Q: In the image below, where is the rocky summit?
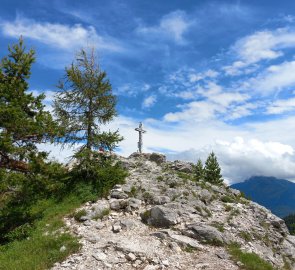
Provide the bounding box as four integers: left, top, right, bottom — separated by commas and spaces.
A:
52, 153, 295, 270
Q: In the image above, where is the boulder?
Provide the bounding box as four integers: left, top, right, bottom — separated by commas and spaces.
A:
152, 196, 171, 205
127, 198, 142, 210
184, 223, 225, 245
120, 219, 135, 230
110, 199, 128, 210
149, 153, 166, 164
170, 234, 203, 250
199, 189, 212, 204
141, 206, 180, 228
110, 190, 129, 199
171, 161, 193, 173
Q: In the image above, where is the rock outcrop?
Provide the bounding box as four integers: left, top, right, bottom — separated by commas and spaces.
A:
52, 153, 295, 270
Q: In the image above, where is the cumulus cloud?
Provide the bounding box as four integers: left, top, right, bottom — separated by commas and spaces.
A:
142, 95, 157, 109
167, 137, 295, 184
1, 17, 122, 52
136, 10, 192, 44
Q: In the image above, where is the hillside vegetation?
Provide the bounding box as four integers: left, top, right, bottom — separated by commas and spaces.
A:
0, 38, 127, 269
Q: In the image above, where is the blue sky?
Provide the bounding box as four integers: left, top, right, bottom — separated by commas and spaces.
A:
2, 0, 295, 183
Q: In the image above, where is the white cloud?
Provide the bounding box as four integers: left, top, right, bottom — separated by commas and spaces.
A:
164, 101, 221, 122
189, 69, 219, 82
136, 10, 192, 44
30, 89, 57, 112
243, 60, 295, 94
224, 28, 295, 75
164, 82, 250, 122
1, 17, 122, 52
167, 137, 295, 184
142, 95, 157, 109
257, 61, 295, 92
266, 97, 295, 114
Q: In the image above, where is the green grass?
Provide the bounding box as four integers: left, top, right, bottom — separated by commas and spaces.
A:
129, 185, 139, 197
221, 195, 235, 203
228, 242, 275, 270
72, 209, 87, 222
92, 208, 110, 220
211, 221, 225, 232
177, 172, 193, 183
238, 231, 252, 242
0, 195, 83, 270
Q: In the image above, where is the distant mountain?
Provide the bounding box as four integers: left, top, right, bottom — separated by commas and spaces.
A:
231, 176, 295, 218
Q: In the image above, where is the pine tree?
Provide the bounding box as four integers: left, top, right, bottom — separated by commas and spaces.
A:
204, 152, 223, 185
195, 158, 204, 181
0, 38, 56, 171
53, 49, 122, 160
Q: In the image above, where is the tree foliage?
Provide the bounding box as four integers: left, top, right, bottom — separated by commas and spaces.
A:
284, 213, 295, 235
195, 158, 204, 181
204, 152, 223, 185
0, 37, 56, 172
53, 49, 122, 155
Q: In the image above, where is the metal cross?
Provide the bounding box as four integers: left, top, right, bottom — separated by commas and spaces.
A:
135, 122, 146, 153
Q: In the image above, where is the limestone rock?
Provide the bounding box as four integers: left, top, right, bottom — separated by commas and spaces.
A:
141, 206, 180, 228
51, 152, 295, 270
110, 190, 129, 199
149, 153, 166, 164
170, 234, 203, 250
184, 223, 226, 245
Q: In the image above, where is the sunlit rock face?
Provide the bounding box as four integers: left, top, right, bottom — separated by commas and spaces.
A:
52, 153, 295, 270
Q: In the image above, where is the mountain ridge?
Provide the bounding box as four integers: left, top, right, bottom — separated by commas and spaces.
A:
231, 176, 295, 218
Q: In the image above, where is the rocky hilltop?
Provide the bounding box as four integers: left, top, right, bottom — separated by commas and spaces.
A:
52, 153, 295, 270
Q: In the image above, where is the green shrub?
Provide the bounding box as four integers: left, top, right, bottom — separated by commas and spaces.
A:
221, 195, 235, 203
224, 204, 233, 212
156, 176, 164, 181
72, 209, 87, 222
92, 208, 110, 220
228, 242, 275, 270
129, 185, 138, 197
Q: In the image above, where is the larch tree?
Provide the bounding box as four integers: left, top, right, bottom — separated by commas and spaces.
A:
53, 49, 122, 163
0, 38, 56, 172
204, 152, 223, 185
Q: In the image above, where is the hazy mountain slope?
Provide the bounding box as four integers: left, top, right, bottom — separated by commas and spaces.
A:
231, 176, 295, 218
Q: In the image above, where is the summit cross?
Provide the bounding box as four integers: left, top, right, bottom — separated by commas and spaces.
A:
135, 122, 146, 153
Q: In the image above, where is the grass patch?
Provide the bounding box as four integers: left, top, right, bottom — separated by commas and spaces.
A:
142, 191, 153, 203
0, 196, 83, 270
221, 195, 235, 203
224, 204, 233, 212
0, 160, 128, 270
203, 207, 212, 217
211, 221, 225, 232
177, 172, 193, 183
72, 209, 87, 222
227, 208, 241, 222
183, 245, 198, 253
228, 242, 275, 270
156, 176, 164, 182
129, 185, 139, 197
238, 231, 252, 242
92, 208, 110, 220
